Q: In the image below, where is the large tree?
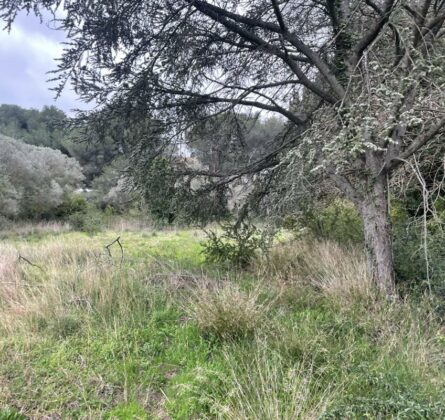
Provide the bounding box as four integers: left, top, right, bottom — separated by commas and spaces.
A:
2, 0, 444, 294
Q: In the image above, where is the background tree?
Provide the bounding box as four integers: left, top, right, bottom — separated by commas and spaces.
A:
0, 104, 126, 184
0, 134, 84, 218
2, 0, 445, 294
189, 112, 284, 174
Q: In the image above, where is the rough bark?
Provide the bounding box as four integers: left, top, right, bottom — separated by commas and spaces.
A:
358, 175, 396, 296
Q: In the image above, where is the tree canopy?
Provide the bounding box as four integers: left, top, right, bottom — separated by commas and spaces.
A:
2, 0, 444, 294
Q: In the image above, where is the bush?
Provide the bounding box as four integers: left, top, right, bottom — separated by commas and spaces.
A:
68, 207, 103, 234
187, 283, 268, 340
0, 215, 11, 231
53, 193, 88, 218
202, 221, 271, 268
393, 217, 445, 314
299, 199, 363, 244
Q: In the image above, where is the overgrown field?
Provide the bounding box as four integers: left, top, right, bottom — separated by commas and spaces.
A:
0, 225, 444, 419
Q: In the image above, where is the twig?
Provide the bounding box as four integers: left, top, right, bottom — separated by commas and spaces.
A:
104, 236, 124, 266
17, 253, 44, 272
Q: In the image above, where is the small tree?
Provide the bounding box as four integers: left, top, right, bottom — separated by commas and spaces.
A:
2, 0, 444, 295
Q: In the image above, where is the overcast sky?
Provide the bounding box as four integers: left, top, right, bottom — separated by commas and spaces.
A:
0, 12, 87, 113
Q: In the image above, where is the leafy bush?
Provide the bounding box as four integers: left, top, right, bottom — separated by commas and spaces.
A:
187, 284, 268, 340
139, 157, 177, 224
202, 221, 271, 268
53, 193, 88, 218
300, 199, 363, 244
393, 216, 445, 314
68, 207, 103, 234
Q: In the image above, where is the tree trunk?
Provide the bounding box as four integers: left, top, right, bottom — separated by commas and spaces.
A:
358, 175, 396, 296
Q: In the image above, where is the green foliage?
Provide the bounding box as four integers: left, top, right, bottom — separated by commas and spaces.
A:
188, 112, 284, 174
53, 193, 88, 218
0, 409, 26, 420
0, 104, 125, 185
299, 199, 363, 243
89, 157, 134, 213
0, 104, 66, 150
136, 157, 229, 225
202, 221, 271, 268
392, 209, 445, 310
0, 134, 84, 219
140, 157, 177, 224
68, 206, 103, 234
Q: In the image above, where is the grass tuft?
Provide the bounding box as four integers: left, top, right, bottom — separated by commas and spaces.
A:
187, 283, 270, 340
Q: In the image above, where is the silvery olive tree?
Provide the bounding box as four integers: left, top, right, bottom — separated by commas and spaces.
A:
2, 0, 444, 295
0, 134, 84, 218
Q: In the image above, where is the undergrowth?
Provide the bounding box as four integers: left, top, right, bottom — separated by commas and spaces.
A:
0, 229, 444, 419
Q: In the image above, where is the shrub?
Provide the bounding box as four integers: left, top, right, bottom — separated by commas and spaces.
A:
53, 193, 88, 218
0, 215, 11, 231
202, 221, 271, 268
68, 207, 103, 234
187, 283, 268, 340
300, 199, 363, 244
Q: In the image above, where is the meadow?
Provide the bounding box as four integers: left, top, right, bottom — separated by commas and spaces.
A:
0, 223, 444, 419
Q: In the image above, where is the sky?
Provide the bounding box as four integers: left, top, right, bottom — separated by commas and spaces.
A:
0, 12, 87, 113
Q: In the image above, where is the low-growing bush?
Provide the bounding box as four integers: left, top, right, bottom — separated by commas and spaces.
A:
202, 221, 271, 268
68, 207, 103, 234
187, 283, 268, 340
300, 199, 363, 244
53, 193, 88, 218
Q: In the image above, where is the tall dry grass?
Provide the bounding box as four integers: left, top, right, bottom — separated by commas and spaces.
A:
211, 344, 337, 419
261, 239, 375, 304
0, 238, 149, 333
187, 283, 272, 339
0, 220, 71, 238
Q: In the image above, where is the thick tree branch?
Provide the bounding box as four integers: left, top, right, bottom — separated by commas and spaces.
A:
350, 0, 396, 66
187, 0, 345, 100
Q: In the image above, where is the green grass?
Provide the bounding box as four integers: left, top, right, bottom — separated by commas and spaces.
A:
0, 228, 444, 419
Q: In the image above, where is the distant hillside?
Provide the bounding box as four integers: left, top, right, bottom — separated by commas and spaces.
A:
0, 104, 123, 183
0, 104, 67, 150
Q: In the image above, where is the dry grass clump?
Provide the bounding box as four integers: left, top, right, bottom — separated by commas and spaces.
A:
0, 238, 136, 332
359, 298, 444, 370
264, 240, 375, 304
212, 345, 336, 419
105, 215, 155, 232
187, 283, 270, 339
